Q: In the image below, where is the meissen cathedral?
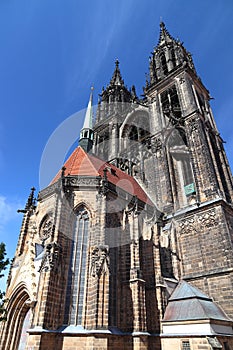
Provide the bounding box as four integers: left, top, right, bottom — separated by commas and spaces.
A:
1, 22, 233, 350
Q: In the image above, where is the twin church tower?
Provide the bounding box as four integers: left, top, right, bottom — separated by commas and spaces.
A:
1, 23, 233, 350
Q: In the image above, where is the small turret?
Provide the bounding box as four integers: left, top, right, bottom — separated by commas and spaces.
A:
101, 59, 132, 104
95, 60, 136, 123
79, 87, 94, 153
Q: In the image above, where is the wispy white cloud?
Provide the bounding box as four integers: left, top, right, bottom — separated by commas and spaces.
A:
0, 195, 23, 291
62, 1, 136, 101
0, 196, 17, 224
0, 195, 23, 236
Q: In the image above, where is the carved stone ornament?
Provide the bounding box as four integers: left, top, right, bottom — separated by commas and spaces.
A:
64, 177, 99, 187
179, 77, 185, 84
179, 217, 197, 235
38, 182, 58, 201
90, 245, 109, 278
197, 209, 217, 228
151, 137, 162, 154
39, 217, 53, 242
39, 242, 62, 273
187, 118, 199, 134
97, 175, 109, 198
179, 209, 217, 235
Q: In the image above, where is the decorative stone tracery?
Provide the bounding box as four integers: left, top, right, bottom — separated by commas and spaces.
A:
179, 209, 217, 235
39, 242, 62, 273
39, 215, 54, 242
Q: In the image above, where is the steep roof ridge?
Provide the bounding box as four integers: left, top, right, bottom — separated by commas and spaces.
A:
169, 280, 211, 301
68, 146, 99, 176
66, 147, 80, 174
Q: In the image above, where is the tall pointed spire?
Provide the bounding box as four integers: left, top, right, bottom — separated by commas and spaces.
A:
79, 87, 94, 153
83, 86, 93, 129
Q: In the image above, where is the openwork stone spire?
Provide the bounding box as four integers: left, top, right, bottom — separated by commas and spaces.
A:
109, 59, 125, 86
95, 60, 137, 123
101, 59, 132, 103
147, 22, 196, 88
158, 21, 175, 45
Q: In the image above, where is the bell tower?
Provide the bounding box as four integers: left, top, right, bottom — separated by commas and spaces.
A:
144, 22, 233, 319
144, 21, 233, 212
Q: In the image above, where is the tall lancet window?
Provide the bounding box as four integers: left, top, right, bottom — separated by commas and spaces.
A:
167, 129, 195, 206
69, 206, 89, 325
160, 52, 168, 76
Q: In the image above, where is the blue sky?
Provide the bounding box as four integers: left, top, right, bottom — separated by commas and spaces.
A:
0, 0, 233, 289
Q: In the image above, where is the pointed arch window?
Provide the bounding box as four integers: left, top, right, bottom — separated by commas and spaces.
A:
106, 212, 122, 326
129, 125, 139, 141
160, 52, 168, 76
171, 48, 176, 68
161, 85, 181, 121
168, 129, 195, 205
67, 206, 89, 325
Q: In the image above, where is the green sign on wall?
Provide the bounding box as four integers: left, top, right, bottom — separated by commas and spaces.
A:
184, 183, 195, 196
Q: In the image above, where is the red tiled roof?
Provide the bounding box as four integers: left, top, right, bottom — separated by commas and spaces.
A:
51, 146, 152, 205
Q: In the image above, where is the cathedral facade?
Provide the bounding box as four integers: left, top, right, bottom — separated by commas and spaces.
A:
1, 23, 233, 350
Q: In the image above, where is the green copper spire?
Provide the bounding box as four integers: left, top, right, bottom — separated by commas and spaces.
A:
79, 87, 94, 153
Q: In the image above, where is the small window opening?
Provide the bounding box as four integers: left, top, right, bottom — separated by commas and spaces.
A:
160, 52, 168, 75
182, 340, 191, 350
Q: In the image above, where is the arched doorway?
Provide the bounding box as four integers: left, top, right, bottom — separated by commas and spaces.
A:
18, 308, 32, 350
0, 284, 32, 350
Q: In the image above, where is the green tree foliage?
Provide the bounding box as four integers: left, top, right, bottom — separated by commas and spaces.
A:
0, 242, 10, 321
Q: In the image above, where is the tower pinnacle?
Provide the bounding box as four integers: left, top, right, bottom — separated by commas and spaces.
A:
158, 21, 174, 45
110, 59, 125, 86
147, 22, 196, 88
83, 86, 94, 129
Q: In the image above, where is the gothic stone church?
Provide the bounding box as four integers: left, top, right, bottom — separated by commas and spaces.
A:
1, 23, 233, 350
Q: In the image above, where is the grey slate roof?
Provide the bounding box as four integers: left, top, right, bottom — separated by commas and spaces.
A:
163, 281, 232, 322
